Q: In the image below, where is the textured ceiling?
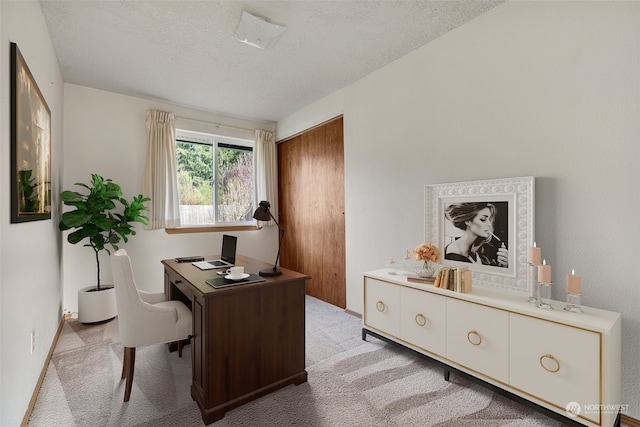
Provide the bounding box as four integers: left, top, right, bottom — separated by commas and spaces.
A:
39, 0, 506, 122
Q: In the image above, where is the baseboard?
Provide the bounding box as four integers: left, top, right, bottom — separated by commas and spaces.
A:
622, 414, 640, 427
20, 313, 68, 427
344, 308, 361, 319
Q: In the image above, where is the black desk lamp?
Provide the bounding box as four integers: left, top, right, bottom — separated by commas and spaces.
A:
252, 201, 284, 277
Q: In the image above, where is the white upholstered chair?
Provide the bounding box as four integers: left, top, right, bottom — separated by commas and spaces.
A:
110, 249, 192, 402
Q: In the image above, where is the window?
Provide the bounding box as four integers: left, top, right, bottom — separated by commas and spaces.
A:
176, 129, 254, 226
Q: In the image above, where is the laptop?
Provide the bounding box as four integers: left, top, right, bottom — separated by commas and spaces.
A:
193, 234, 237, 270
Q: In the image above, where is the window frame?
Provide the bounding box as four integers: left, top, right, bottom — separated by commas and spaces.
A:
169, 129, 257, 233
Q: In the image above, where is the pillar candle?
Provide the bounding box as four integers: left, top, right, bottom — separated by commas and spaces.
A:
566, 269, 581, 294
528, 243, 541, 265
538, 260, 551, 283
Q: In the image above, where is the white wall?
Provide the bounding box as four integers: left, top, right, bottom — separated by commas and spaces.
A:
62, 85, 279, 314
0, 1, 65, 425
279, 0, 640, 419
2, 0, 638, 423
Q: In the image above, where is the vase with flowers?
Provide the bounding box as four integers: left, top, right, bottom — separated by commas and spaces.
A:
413, 243, 441, 278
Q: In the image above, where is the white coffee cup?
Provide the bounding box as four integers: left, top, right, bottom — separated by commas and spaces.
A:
226, 266, 244, 279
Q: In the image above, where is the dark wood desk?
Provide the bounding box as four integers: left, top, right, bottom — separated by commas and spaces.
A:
162, 255, 310, 425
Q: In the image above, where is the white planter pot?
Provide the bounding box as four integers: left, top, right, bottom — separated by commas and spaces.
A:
78, 285, 117, 323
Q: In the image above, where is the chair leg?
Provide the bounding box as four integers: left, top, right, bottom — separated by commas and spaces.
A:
122, 347, 136, 402
121, 347, 129, 379
121, 349, 126, 379
178, 340, 183, 358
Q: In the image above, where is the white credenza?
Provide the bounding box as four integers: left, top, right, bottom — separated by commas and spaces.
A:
362, 269, 621, 427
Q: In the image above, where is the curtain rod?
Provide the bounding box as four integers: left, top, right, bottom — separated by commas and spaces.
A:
175, 116, 257, 134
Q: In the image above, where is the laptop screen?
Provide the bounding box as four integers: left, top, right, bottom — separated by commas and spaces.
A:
221, 234, 237, 263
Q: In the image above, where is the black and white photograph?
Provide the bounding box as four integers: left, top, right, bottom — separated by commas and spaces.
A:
443, 200, 509, 268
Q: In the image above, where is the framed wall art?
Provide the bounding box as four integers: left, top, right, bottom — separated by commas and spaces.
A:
424, 176, 534, 291
10, 42, 51, 223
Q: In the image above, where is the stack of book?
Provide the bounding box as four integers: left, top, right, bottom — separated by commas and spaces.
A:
433, 267, 472, 293
406, 274, 436, 285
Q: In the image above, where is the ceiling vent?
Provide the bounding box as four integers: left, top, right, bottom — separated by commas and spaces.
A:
232, 10, 287, 50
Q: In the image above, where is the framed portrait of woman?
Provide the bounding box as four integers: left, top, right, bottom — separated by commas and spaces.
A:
424, 177, 534, 292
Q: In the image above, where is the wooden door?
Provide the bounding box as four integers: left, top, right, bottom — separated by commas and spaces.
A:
277, 116, 346, 308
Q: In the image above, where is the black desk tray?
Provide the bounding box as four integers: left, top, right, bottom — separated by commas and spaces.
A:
206, 273, 266, 289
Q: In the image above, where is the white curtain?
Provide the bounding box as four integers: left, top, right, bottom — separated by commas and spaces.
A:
253, 129, 278, 228
143, 110, 181, 229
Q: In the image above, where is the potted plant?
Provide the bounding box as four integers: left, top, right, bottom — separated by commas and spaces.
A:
59, 173, 150, 323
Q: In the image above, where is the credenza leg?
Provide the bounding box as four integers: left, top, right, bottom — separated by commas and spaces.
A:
361, 328, 367, 341
444, 370, 450, 382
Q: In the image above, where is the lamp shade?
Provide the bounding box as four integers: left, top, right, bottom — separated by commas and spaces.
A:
252, 200, 272, 222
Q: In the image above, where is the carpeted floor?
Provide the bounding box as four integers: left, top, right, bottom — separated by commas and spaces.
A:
28, 295, 564, 426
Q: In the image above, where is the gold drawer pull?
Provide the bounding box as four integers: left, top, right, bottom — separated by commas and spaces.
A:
415, 314, 427, 327
376, 301, 386, 312
539, 354, 560, 373
467, 330, 482, 346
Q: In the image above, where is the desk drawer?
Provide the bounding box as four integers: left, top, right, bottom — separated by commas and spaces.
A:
174, 279, 193, 301
164, 268, 193, 304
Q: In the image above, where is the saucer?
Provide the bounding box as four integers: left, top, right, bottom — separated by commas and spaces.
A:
226, 273, 250, 281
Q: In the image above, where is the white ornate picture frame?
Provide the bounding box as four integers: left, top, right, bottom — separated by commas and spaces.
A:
424, 176, 535, 292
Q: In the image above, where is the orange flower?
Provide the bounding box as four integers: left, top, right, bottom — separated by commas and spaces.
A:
412, 243, 441, 263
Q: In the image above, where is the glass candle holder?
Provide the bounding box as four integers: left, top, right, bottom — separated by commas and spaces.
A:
528, 263, 540, 304
386, 254, 398, 274
400, 250, 413, 276
536, 282, 553, 310
564, 293, 583, 313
